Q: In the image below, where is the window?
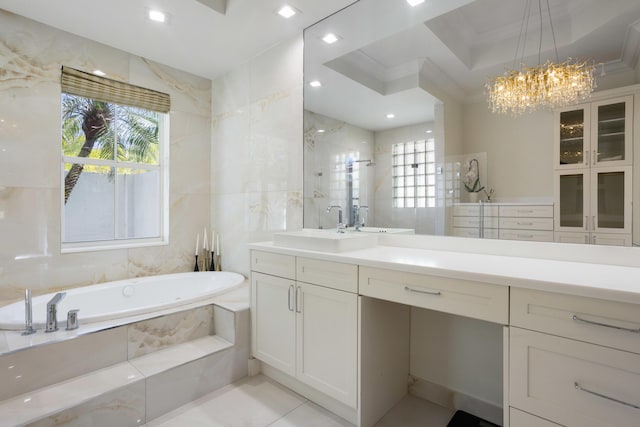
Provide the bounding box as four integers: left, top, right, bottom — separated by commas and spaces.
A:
392, 139, 436, 208
60, 67, 170, 251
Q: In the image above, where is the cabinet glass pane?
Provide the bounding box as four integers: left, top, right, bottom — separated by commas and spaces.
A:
559, 110, 584, 165
597, 102, 625, 162
596, 171, 625, 229
559, 174, 584, 227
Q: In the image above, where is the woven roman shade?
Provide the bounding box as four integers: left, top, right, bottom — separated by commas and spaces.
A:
61, 66, 171, 113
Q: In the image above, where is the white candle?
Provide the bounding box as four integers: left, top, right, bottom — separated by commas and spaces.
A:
216, 235, 220, 255
203, 227, 208, 250
211, 229, 215, 253
195, 234, 199, 255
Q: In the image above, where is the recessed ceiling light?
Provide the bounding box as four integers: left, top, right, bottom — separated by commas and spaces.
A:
93, 70, 106, 77
426, 129, 433, 134
309, 80, 322, 88
317, 129, 325, 133
277, 5, 297, 18
148, 9, 166, 23
406, 0, 425, 6
386, 113, 395, 119
322, 33, 339, 44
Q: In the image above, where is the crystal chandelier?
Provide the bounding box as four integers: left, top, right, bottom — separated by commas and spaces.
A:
486, 0, 598, 115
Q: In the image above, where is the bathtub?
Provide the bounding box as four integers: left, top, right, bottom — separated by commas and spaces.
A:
0, 271, 245, 330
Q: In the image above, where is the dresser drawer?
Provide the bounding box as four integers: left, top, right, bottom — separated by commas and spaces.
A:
510, 328, 640, 427
452, 216, 499, 228
359, 267, 508, 324
297, 257, 357, 293
499, 217, 553, 231
451, 228, 499, 239
452, 204, 499, 217
510, 408, 561, 427
500, 205, 553, 217
251, 250, 295, 279
511, 288, 640, 354
499, 230, 554, 242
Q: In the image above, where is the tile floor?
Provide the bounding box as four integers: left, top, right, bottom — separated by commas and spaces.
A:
146, 374, 456, 427
145, 374, 354, 427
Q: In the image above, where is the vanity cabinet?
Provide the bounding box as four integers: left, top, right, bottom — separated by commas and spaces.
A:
250, 251, 358, 408
509, 288, 640, 426
554, 96, 633, 170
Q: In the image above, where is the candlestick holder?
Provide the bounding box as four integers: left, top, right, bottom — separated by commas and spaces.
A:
210, 251, 216, 271
193, 254, 199, 272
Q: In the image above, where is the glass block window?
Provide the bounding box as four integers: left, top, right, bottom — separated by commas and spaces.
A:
392, 139, 435, 208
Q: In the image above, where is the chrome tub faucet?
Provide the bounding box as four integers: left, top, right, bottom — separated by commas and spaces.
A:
45, 292, 66, 333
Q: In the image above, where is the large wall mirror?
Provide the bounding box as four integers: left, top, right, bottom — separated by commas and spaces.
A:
303, 0, 640, 246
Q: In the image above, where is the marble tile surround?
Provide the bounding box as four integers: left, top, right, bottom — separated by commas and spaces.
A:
211, 36, 304, 277
0, 10, 212, 305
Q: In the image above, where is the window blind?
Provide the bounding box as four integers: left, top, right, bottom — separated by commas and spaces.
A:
61, 66, 170, 113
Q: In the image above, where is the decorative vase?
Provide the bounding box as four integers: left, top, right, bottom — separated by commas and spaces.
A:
468, 192, 480, 203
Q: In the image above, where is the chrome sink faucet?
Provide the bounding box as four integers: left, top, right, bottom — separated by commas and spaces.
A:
21, 289, 36, 336
45, 292, 66, 333
326, 205, 346, 233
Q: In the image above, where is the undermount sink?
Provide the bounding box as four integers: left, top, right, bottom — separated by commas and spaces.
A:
273, 229, 378, 252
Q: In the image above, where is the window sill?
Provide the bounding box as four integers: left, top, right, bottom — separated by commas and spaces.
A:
61, 237, 169, 254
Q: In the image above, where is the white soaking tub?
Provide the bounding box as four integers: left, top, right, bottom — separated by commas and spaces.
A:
0, 271, 245, 330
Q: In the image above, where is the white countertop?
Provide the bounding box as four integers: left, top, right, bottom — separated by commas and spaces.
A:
250, 235, 640, 305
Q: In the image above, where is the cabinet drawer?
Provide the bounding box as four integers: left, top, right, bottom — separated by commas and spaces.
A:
251, 250, 295, 279
510, 408, 561, 427
359, 267, 508, 324
297, 257, 357, 293
499, 230, 554, 242
499, 217, 553, 231
452, 204, 498, 217
500, 205, 553, 217
510, 328, 640, 427
451, 227, 499, 239
452, 216, 499, 228
511, 288, 640, 354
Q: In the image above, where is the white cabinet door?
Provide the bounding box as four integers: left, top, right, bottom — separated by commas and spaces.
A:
251, 272, 296, 376
296, 282, 358, 408
590, 95, 633, 167
554, 169, 590, 232
590, 166, 632, 234
554, 103, 590, 170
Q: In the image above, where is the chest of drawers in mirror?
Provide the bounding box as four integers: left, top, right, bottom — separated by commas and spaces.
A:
509, 288, 640, 427
451, 203, 553, 242
250, 250, 358, 408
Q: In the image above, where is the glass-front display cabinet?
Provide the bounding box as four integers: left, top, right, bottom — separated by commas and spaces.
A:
554, 166, 632, 246
555, 96, 632, 170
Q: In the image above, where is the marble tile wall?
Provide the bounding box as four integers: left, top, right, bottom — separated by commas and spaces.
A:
211, 36, 304, 277
0, 10, 212, 305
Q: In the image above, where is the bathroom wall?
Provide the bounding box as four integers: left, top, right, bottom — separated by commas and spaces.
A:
0, 10, 212, 305
211, 37, 303, 276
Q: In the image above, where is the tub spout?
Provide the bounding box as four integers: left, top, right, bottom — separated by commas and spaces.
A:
45, 292, 66, 333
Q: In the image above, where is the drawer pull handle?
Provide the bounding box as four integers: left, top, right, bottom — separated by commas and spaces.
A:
516, 222, 534, 226
572, 314, 640, 334
517, 210, 534, 214
574, 382, 640, 410
404, 286, 441, 296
